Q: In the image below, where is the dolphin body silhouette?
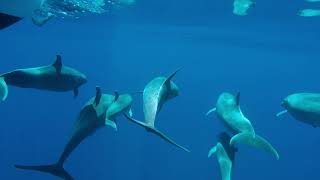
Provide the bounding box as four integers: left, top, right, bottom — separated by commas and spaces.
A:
125, 69, 190, 152
207, 92, 279, 160
14, 87, 133, 180
277, 93, 320, 127
208, 132, 237, 180
0, 55, 87, 101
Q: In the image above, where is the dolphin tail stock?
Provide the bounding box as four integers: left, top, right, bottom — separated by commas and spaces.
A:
14, 163, 74, 180
0, 76, 8, 101
276, 110, 288, 117
124, 114, 191, 153
230, 132, 280, 160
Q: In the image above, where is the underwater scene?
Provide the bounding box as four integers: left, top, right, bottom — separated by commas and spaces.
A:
1, 0, 320, 180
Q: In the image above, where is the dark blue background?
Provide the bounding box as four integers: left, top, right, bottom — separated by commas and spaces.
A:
1, 0, 320, 179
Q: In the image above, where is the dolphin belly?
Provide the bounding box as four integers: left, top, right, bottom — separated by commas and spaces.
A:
288, 110, 320, 127
2, 70, 78, 92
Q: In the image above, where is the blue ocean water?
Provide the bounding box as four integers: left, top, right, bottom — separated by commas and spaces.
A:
1, 0, 320, 180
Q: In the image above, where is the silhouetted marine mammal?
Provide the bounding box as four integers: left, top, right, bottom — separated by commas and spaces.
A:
14, 87, 133, 180
208, 132, 237, 180
0, 55, 87, 101
125, 69, 190, 152
277, 93, 320, 127
207, 92, 279, 160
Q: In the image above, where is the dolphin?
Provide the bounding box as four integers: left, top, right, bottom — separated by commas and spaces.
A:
0, 55, 87, 101
207, 92, 279, 160
125, 69, 190, 152
277, 93, 320, 128
298, 9, 320, 17
233, 0, 256, 16
14, 87, 133, 180
208, 132, 237, 180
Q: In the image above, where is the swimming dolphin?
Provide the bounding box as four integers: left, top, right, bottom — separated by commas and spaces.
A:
0, 55, 87, 101
233, 0, 256, 16
14, 87, 133, 180
208, 132, 237, 180
207, 92, 279, 160
125, 69, 190, 152
277, 93, 320, 127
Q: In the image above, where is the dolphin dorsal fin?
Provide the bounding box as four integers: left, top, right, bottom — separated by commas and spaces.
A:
53, 55, 62, 74
236, 92, 241, 106
164, 68, 181, 86
113, 91, 119, 102
95, 86, 102, 106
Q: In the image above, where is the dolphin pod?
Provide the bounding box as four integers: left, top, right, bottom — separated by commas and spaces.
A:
207, 92, 280, 160
0, 55, 87, 101
2, 55, 319, 180
14, 87, 133, 180
277, 93, 320, 127
125, 69, 190, 152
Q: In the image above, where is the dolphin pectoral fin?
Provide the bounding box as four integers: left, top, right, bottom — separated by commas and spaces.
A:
0, 77, 8, 101
206, 107, 217, 116
14, 163, 74, 180
208, 145, 217, 158
124, 114, 150, 129
53, 55, 62, 74
105, 119, 118, 131
151, 128, 191, 153
230, 132, 279, 160
276, 110, 288, 117
73, 88, 79, 98
124, 114, 190, 152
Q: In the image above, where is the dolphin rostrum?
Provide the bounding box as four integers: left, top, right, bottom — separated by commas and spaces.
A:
277, 93, 320, 128
125, 69, 190, 152
0, 55, 87, 101
14, 87, 133, 180
207, 92, 279, 160
208, 132, 237, 180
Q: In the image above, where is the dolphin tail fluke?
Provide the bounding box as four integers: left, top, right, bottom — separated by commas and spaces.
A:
0, 77, 8, 101
124, 114, 190, 153
230, 132, 279, 160
14, 163, 74, 180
